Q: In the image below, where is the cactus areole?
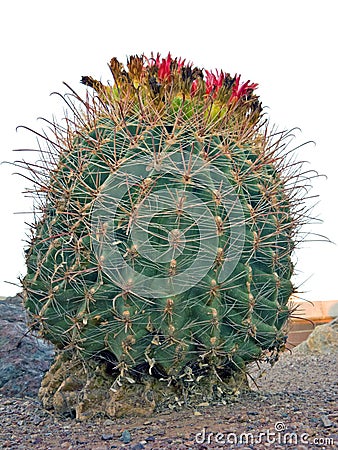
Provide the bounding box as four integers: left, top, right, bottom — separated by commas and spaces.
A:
22, 53, 306, 411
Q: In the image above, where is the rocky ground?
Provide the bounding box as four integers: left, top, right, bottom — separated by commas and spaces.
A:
0, 296, 337, 449
0, 296, 54, 398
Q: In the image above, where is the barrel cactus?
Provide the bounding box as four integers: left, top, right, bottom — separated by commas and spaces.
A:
22, 53, 307, 416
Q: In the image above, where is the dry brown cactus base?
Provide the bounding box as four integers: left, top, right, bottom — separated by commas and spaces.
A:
39, 353, 249, 421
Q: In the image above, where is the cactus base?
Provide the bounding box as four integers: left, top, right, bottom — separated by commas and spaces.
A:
39, 352, 249, 420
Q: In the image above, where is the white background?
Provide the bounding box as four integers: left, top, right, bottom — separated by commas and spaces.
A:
0, 0, 337, 301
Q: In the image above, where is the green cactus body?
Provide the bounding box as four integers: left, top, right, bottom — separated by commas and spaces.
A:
23, 54, 299, 390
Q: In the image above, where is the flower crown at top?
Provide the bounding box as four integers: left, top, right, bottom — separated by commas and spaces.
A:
81, 53, 262, 125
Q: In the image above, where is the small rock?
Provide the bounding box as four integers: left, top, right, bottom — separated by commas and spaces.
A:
120, 430, 131, 444
320, 414, 333, 427
294, 318, 338, 354
145, 435, 155, 442
32, 415, 41, 425
103, 419, 114, 426
131, 443, 145, 450
101, 434, 114, 441
194, 411, 202, 416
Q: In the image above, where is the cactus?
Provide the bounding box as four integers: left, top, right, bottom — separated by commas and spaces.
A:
21, 53, 310, 412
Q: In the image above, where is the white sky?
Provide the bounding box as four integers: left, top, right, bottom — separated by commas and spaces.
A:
0, 0, 337, 301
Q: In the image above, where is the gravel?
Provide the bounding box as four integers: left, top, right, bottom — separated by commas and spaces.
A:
1, 351, 337, 449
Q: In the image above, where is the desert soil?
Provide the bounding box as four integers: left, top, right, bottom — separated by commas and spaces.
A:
1, 350, 337, 450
